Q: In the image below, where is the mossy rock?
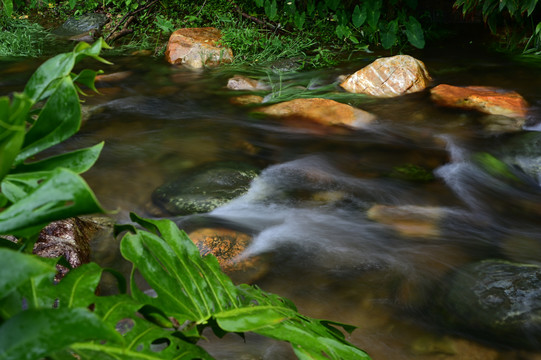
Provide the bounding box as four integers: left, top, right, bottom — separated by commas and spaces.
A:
437, 259, 541, 349
52, 13, 108, 37
152, 161, 259, 215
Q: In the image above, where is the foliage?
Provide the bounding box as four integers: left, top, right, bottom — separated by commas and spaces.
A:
454, 0, 541, 54
0, 214, 372, 359
246, 0, 426, 49
0, 39, 109, 244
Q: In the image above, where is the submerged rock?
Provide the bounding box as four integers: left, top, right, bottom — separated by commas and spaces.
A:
165, 27, 233, 68
187, 227, 267, 283
152, 161, 259, 215
430, 85, 528, 120
255, 98, 376, 129
227, 75, 269, 91
367, 204, 444, 238
52, 13, 108, 40
437, 259, 541, 349
229, 94, 264, 105
339, 55, 432, 97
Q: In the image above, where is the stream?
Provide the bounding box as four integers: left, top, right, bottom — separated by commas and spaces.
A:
3, 43, 541, 359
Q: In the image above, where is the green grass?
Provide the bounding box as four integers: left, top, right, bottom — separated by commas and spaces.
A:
0, 16, 54, 57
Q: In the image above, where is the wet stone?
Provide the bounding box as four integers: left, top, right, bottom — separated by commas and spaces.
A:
437, 259, 541, 349
52, 13, 109, 38
152, 161, 260, 215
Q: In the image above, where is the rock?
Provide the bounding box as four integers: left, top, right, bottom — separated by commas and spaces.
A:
438, 259, 541, 349
52, 13, 108, 40
33, 216, 112, 281
152, 161, 259, 215
430, 84, 528, 120
165, 27, 233, 68
227, 75, 269, 91
229, 95, 264, 105
187, 227, 267, 283
255, 98, 376, 129
367, 204, 443, 238
339, 55, 432, 97
95, 71, 132, 83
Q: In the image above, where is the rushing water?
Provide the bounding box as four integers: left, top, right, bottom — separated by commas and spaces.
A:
3, 45, 541, 359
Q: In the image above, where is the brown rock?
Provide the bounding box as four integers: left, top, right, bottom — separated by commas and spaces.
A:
95, 71, 132, 83
165, 27, 233, 68
187, 227, 267, 283
227, 75, 269, 91
229, 95, 264, 105
367, 204, 443, 238
255, 98, 376, 129
340, 55, 432, 97
430, 84, 528, 119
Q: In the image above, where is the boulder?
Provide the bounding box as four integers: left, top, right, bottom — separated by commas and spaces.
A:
152, 161, 259, 215
187, 227, 267, 283
339, 55, 432, 97
52, 13, 109, 40
430, 85, 528, 119
255, 98, 376, 129
438, 259, 541, 349
227, 75, 269, 91
165, 27, 233, 68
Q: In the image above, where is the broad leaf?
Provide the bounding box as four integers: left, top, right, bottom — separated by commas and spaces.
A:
12, 142, 104, 175
55, 262, 103, 309
0, 308, 122, 360
366, 0, 381, 30
405, 16, 425, 49
0, 168, 104, 237
122, 215, 372, 360
352, 5, 367, 28
381, 20, 398, 49
17, 76, 81, 164
0, 248, 55, 300
23, 53, 75, 103
0, 94, 31, 182
1, 0, 13, 17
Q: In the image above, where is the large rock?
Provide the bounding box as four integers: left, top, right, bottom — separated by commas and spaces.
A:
52, 13, 109, 40
187, 227, 267, 283
152, 161, 259, 215
339, 55, 432, 97
430, 85, 528, 119
255, 98, 376, 129
437, 259, 541, 349
165, 27, 233, 68
367, 204, 444, 238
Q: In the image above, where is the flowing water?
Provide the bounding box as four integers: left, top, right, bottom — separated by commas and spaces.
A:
3, 45, 541, 359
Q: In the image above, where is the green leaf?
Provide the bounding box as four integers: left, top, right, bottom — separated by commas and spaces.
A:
121, 215, 372, 360
381, 20, 398, 49
23, 53, 75, 103
12, 142, 104, 175
17, 76, 81, 164
352, 5, 367, 28
366, 0, 381, 29
264, 0, 277, 21
55, 262, 103, 309
120, 214, 241, 324
0, 308, 122, 360
0, 249, 55, 300
0, 168, 104, 237
325, 0, 340, 11
405, 16, 425, 48
294, 11, 306, 29
1, 0, 13, 18
72, 69, 103, 95
526, 0, 538, 16
0, 94, 30, 182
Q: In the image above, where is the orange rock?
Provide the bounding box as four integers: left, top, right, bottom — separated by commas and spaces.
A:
430, 84, 528, 118
340, 55, 432, 97
165, 27, 233, 68
255, 98, 376, 129
229, 95, 264, 105
187, 228, 267, 283
367, 204, 443, 238
95, 71, 132, 83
